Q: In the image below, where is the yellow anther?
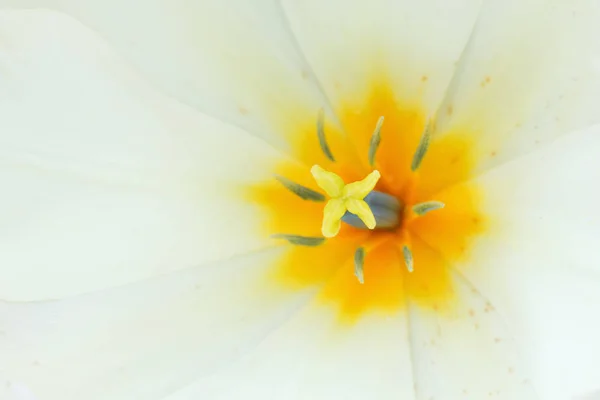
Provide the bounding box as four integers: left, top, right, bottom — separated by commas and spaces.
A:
310, 165, 381, 238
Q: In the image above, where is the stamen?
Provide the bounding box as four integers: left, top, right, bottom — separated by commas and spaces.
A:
412, 200, 445, 216
275, 175, 325, 202
402, 245, 414, 272
317, 109, 335, 162
411, 120, 432, 171
271, 234, 325, 246
354, 247, 365, 284
368, 116, 385, 166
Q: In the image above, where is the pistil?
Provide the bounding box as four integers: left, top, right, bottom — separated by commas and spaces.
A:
341, 190, 401, 230
311, 165, 381, 238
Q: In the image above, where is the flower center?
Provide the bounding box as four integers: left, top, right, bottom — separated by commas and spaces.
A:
248, 83, 487, 322
278, 115, 448, 283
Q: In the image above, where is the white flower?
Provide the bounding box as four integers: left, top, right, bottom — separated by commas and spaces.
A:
1, 1, 600, 400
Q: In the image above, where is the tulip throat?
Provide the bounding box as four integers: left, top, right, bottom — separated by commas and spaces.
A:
272, 112, 446, 280
248, 83, 488, 321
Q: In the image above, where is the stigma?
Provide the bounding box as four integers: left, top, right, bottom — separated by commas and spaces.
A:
310, 165, 382, 238
341, 190, 401, 230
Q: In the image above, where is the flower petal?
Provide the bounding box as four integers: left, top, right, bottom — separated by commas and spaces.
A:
154, 308, 415, 400
280, 0, 482, 113
0, 248, 317, 400
434, 0, 600, 173
407, 268, 537, 399
575, 390, 600, 400
0, 3, 332, 152
452, 123, 600, 399
0, 10, 287, 300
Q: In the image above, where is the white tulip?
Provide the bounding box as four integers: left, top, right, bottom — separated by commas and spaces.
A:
0, 1, 600, 400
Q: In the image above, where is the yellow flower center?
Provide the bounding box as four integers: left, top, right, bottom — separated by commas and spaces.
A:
248, 83, 487, 323
310, 165, 381, 238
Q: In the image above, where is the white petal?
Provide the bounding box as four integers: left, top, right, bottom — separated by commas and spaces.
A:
0, 248, 317, 400
407, 268, 536, 399
453, 123, 600, 399
471, 123, 600, 276
575, 389, 600, 400
157, 308, 414, 400
0, 10, 287, 300
0, 2, 331, 150
435, 0, 600, 172
454, 257, 600, 400
281, 0, 482, 113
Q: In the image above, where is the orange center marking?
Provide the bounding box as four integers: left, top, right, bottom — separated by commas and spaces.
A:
248, 83, 487, 323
